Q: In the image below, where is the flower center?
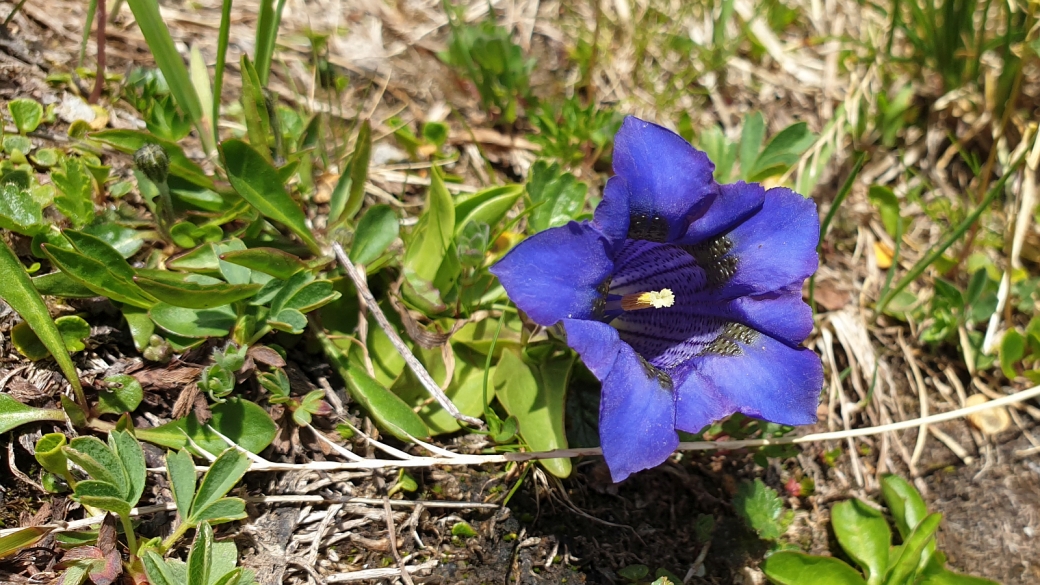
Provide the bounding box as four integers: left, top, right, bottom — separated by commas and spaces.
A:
620, 288, 675, 311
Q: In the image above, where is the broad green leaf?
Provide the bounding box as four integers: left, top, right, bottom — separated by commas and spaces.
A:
733, 479, 792, 540
190, 448, 251, 521
329, 119, 371, 225
187, 522, 214, 585
868, 186, 903, 238
8, 99, 44, 134
122, 0, 204, 132
42, 244, 155, 308
403, 167, 454, 282
454, 184, 523, 236
135, 277, 262, 309
83, 223, 146, 258
0, 527, 51, 560
281, 281, 339, 313
11, 315, 91, 360
51, 157, 95, 228
220, 139, 320, 254
167, 449, 198, 520
918, 568, 1000, 585
999, 328, 1026, 380
268, 308, 307, 334
349, 205, 399, 265
143, 551, 179, 585
31, 271, 97, 298
0, 183, 45, 235
109, 430, 147, 507
209, 541, 242, 585
0, 237, 83, 396
66, 436, 128, 495
318, 332, 429, 440
494, 350, 572, 477
136, 398, 277, 455
746, 122, 815, 182
832, 499, 891, 585
34, 433, 68, 476
92, 130, 213, 189
0, 394, 64, 434
97, 375, 144, 415
880, 474, 929, 539
189, 498, 247, 525
525, 162, 587, 233
149, 303, 237, 338
618, 565, 649, 581
73, 479, 132, 516
761, 552, 867, 585
219, 247, 305, 279
62, 230, 138, 281
738, 111, 766, 179
884, 513, 942, 585
418, 358, 493, 434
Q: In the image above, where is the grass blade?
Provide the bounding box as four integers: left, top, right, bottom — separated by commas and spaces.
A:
253, 0, 286, 86
809, 152, 865, 311
0, 239, 84, 404
876, 153, 1025, 315
213, 0, 233, 147
124, 0, 203, 133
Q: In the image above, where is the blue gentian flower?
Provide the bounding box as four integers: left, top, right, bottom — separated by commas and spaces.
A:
490, 116, 824, 482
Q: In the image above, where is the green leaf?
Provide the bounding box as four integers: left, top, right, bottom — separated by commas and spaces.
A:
11, 315, 91, 360
918, 568, 1001, 585
31, 271, 98, 298
349, 204, 399, 265
618, 565, 650, 581
832, 499, 891, 585
136, 398, 277, 455
190, 448, 251, 522
0, 183, 45, 235
91, 130, 213, 189
41, 244, 156, 308
34, 433, 69, 476
66, 436, 128, 495
187, 522, 214, 585
109, 430, 147, 508
999, 328, 1026, 380
219, 247, 305, 280
738, 111, 766, 179
868, 186, 903, 239
63, 229, 139, 281
884, 513, 941, 585
74, 480, 132, 516
220, 139, 320, 254
135, 277, 262, 309
149, 303, 237, 338
0, 527, 51, 560
143, 551, 179, 585
167, 449, 198, 520
97, 375, 144, 415
0, 238, 83, 397
761, 552, 867, 585
733, 479, 792, 540
51, 157, 95, 228
525, 161, 587, 233
189, 497, 248, 526
403, 167, 455, 282
329, 119, 371, 225
454, 184, 524, 236
238, 55, 272, 158
880, 474, 929, 540
0, 393, 64, 435
494, 350, 572, 477
122, 0, 204, 133
746, 122, 815, 182
451, 521, 478, 538
9, 99, 44, 134
318, 332, 429, 440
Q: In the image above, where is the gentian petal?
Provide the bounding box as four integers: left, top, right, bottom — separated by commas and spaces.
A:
490, 222, 613, 326
682, 181, 765, 244
605, 117, 717, 242
561, 319, 622, 379
699, 186, 819, 297
687, 286, 813, 348
690, 328, 822, 426
673, 375, 736, 435
592, 176, 632, 249
598, 343, 679, 482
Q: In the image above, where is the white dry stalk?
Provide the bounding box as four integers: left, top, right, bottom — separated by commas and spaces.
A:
331, 242, 482, 427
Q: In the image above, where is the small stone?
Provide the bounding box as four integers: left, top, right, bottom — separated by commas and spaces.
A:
965, 394, 1010, 435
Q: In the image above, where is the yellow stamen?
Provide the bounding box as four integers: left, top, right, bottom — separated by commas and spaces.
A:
620, 288, 675, 311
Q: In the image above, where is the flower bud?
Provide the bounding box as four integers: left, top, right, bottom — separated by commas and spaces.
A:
134, 144, 170, 184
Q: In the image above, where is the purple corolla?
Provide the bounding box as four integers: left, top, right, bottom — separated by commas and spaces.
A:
491, 116, 824, 482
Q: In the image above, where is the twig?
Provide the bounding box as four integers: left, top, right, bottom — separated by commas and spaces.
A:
324, 560, 438, 583
331, 242, 483, 427
384, 497, 415, 585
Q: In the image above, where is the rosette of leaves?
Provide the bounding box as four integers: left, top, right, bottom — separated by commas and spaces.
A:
161, 447, 251, 548
761, 475, 999, 585
257, 367, 331, 426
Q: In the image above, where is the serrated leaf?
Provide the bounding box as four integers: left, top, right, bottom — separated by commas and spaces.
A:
733, 478, 791, 540
51, 158, 95, 227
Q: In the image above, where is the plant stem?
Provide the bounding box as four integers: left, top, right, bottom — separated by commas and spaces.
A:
120, 514, 138, 556
88, 0, 106, 104
159, 520, 192, 554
